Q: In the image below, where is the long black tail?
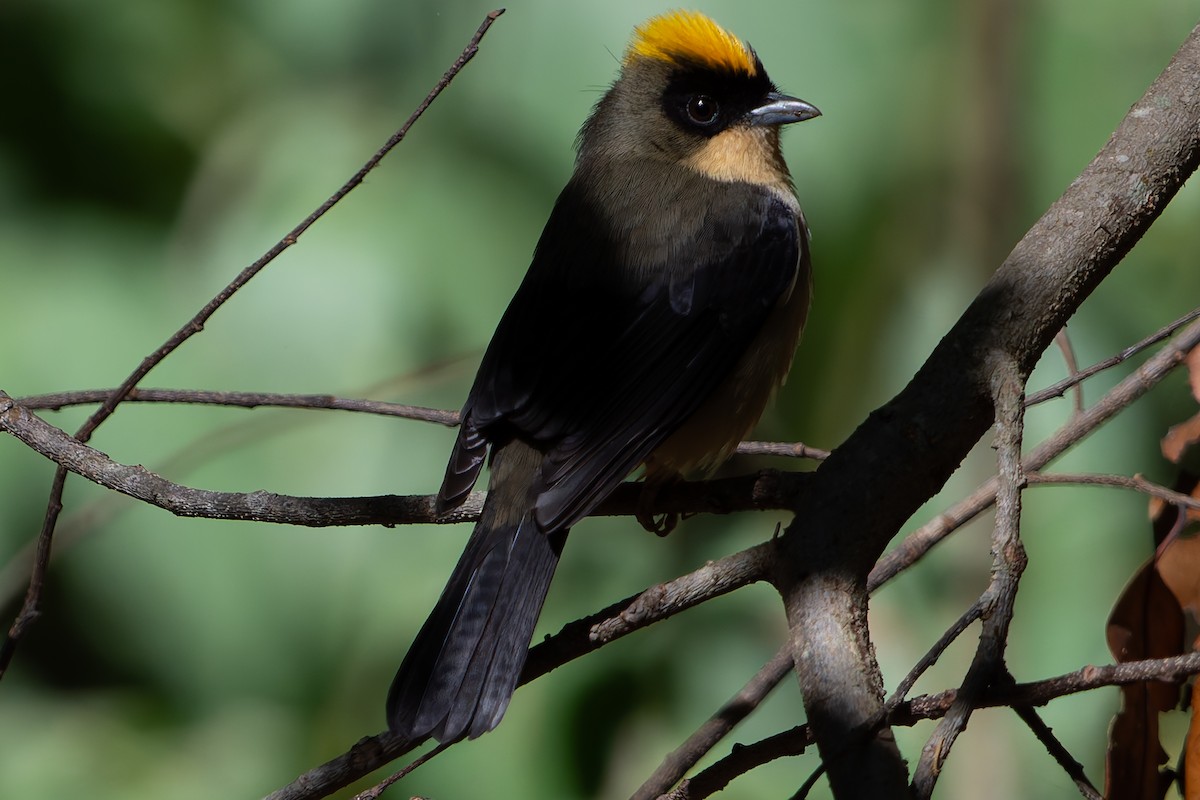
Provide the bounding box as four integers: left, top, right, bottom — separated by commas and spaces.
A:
386, 502, 564, 742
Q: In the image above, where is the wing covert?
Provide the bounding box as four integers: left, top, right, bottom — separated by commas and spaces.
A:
437, 170, 804, 530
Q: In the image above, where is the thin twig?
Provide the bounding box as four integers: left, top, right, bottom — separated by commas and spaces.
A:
668, 726, 813, 800
678, 650, 1200, 799
522, 542, 776, 683
870, 315, 1200, 594
18, 389, 459, 426
267, 540, 775, 799
349, 741, 450, 800
913, 358, 1028, 797
632, 645, 794, 800
17, 387, 826, 460
788, 763, 828, 800
1026, 470, 1200, 511
887, 604, 984, 708
0, 396, 806, 529
1010, 702, 1102, 799
1053, 327, 1086, 415
0, 8, 508, 681
1026, 306, 1200, 407
734, 441, 830, 460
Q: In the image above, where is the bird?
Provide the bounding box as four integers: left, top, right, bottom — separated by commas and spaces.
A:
386, 10, 819, 744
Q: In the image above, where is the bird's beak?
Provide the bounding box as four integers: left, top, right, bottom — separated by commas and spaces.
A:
748, 92, 821, 127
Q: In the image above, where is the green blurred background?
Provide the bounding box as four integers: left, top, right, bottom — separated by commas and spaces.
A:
2, 1, 1198, 797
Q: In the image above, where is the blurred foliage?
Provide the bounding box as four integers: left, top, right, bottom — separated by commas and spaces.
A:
1, 1, 1198, 798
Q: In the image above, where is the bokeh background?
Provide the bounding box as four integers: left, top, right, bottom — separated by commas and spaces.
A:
2, 1, 1199, 798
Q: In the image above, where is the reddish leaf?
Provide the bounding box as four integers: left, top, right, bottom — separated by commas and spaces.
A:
1105, 562, 1184, 800
1157, 520, 1200, 617
1188, 346, 1200, 405
1162, 413, 1200, 468
1187, 677, 1200, 800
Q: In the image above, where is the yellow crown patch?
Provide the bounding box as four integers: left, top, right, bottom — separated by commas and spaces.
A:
626, 11, 757, 76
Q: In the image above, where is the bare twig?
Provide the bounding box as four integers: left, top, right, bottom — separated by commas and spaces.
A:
18, 388, 460, 426
19, 388, 826, 461
0, 8, 509, 681
1053, 328, 1086, 414
1026, 306, 1200, 407
267, 540, 777, 799
0, 396, 807, 529
673, 650, 1200, 800
1025, 470, 1200, 511
870, 314, 1200, 594
349, 741, 450, 800
661, 726, 813, 800
1011, 702, 1102, 799
788, 764, 828, 800
734, 441, 830, 460
887, 604, 984, 708
522, 542, 776, 683
632, 645, 794, 800
913, 359, 1028, 796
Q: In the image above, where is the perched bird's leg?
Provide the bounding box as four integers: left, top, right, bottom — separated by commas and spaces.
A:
637, 472, 685, 536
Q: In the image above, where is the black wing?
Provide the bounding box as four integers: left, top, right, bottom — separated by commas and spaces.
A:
438, 169, 802, 530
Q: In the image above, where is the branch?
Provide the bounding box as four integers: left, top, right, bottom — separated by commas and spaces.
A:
870, 313, 1200, 592
19, 387, 460, 425
668, 652, 1200, 799
1011, 702, 1102, 799
0, 8, 509, 680
642, 315, 1200, 797
632, 646, 795, 800
643, 318, 1200, 796
1051, 328, 1086, 415
1026, 470, 1200, 511
16, 387, 826, 461
266, 541, 777, 799
913, 358, 1028, 796
1026, 305, 1200, 407
523, 541, 777, 682
773, 21, 1200, 798
0, 394, 805, 529
659, 726, 813, 800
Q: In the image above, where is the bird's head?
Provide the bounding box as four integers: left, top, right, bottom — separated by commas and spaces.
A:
578, 11, 819, 184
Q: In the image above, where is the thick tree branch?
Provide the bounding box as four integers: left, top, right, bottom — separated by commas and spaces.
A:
8, 267, 1195, 800
774, 21, 1200, 798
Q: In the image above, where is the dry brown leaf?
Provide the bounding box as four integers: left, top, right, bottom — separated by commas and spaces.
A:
1158, 528, 1200, 619
1163, 414, 1200, 467
1188, 346, 1200, 404
1105, 562, 1184, 799
1187, 676, 1200, 800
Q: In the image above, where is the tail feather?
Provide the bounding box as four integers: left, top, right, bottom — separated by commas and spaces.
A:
387, 510, 564, 743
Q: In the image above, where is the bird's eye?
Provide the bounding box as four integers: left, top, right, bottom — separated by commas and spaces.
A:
686, 94, 720, 126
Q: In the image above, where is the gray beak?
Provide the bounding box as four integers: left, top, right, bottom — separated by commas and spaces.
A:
748, 92, 821, 127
